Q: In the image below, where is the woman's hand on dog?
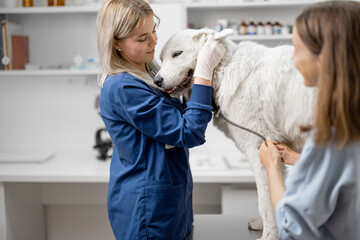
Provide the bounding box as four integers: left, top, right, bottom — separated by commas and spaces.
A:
273, 142, 300, 166
259, 137, 281, 172
259, 137, 286, 211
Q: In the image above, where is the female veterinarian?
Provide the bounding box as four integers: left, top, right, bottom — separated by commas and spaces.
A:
259, 1, 360, 239
96, 0, 225, 239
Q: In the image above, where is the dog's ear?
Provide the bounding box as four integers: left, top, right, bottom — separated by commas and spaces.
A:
214, 29, 233, 40
192, 28, 215, 45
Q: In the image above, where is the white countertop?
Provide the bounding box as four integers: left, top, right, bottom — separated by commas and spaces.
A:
194, 214, 261, 240
0, 150, 254, 183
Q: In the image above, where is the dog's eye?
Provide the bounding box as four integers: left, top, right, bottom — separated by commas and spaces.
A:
172, 51, 183, 58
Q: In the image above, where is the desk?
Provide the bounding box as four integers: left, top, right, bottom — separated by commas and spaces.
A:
0, 150, 254, 183
0, 150, 255, 240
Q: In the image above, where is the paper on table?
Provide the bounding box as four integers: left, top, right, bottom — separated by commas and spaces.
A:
224, 154, 249, 169
190, 153, 229, 171
190, 150, 250, 170
0, 152, 55, 163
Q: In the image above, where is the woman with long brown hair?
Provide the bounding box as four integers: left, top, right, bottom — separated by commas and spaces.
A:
259, 1, 360, 239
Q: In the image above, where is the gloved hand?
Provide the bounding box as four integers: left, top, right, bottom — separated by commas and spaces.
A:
194, 35, 226, 81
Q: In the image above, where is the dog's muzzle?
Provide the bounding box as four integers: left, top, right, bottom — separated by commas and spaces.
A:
154, 75, 164, 87
166, 69, 194, 95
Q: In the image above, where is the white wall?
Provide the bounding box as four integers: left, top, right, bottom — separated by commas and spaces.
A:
152, 3, 186, 62
0, 76, 103, 152
0, 3, 186, 153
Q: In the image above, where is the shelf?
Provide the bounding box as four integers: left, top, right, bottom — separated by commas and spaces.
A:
0, 69, 99, 76
0, 5, 100, 14
0, 2, 182, 14
185, 0, 327, 9
230, 34, 292, 41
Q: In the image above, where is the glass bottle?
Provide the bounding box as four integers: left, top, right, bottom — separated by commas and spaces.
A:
48, 0, 65, 6
256, 21, 264, 35
247, 19, 256, 35
230, 20, 238, 35
239, 20, 247, 35
265, 21, 273, 35
273, 21, 282, 34
23, 0, 33, 7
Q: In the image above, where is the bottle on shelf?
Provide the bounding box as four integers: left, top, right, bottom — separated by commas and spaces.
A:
264, 21, 273, 35
229, 20, 239, 35
48, 0, 65, 6
256, 21, 264, 35
273, 21, 282, 34
217, 19, 228, 32
288, 24, 293, 34
23, 0, 33, 7
238, 20, 247, 35
187, 22, 195, 29
213, 20, 222, 32
281, 23, 290, 35
247, 18, 256, 35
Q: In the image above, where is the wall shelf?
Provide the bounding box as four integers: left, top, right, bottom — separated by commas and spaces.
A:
230, 34, 292, 41
0, 3, 183, 77
185, 1, 327, 9
0, 69, 99, 76
185, 1, 311, 46
0, 6, 100, 14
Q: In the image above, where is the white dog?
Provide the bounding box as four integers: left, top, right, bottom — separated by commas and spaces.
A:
154, 28, 317, 240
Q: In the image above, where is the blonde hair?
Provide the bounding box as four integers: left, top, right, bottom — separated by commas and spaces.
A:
296, 1, 360, 148
96, 0, 160, 87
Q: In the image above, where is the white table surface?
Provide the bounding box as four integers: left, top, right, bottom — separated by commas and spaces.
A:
0, 150, 255, 183
194, 214, 262, 240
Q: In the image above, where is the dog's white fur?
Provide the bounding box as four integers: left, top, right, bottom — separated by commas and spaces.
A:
156, 29, 317, 240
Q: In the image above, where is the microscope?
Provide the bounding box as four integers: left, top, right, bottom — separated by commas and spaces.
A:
93, 95, 113, 160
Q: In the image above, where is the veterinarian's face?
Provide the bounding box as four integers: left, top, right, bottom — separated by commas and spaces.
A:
292, 26, 320, 87
116, 15, 157, 71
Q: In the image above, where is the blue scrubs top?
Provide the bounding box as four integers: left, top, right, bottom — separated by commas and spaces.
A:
276, 131, 360, 240
100, 73, 213, 240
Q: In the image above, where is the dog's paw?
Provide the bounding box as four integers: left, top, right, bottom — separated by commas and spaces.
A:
248, 217, 263, 231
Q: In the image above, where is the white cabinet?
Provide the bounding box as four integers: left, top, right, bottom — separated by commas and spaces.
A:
0, 6, 99, 76
0, 3, 184, 76
0, 2, 184, 155
184, 1, 326, 46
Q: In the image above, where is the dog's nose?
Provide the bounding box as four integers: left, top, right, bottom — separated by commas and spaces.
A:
154, 75, 163, 87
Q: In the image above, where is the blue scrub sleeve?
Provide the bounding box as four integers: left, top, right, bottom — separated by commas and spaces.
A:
110, 79, 212, 148
190, 84, 212, 105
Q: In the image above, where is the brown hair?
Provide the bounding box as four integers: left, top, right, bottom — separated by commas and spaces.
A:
296, 1, 360, 148
96, 0, 160, 87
